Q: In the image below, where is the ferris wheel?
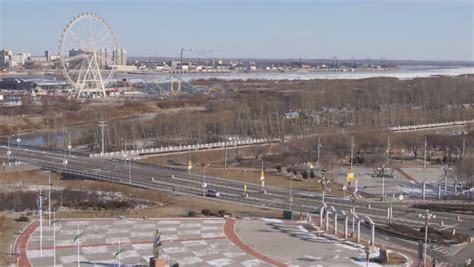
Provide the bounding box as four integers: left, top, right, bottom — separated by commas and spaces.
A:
59, 13, 118, 98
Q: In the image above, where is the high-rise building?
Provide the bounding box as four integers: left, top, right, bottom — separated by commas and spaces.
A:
113, 49, 127, 65
0, 49, 13, 69
97, 49, 114, 67
44, 50, 51, 61
67, 48, 126, 67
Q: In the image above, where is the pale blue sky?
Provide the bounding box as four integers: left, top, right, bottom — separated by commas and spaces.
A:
1, 0, 473, 61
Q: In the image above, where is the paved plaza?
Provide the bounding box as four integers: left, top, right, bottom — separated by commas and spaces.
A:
17, 217, 384, 267
21, 218, 267, 267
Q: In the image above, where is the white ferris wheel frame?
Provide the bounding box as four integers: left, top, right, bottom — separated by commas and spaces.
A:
59, 13, 118, 98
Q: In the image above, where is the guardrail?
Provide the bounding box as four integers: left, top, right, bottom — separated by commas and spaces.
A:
390, 119, 474, 132
89, 133, 327, 158
0, 141, 87, 157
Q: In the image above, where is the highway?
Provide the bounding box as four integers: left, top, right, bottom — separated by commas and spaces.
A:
1, 145, 473, 264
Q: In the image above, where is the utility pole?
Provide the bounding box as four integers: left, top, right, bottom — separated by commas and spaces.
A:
98, 121, 107, 154
423, 136, 427, 169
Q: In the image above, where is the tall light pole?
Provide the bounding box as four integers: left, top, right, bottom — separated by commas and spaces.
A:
114, 239, 126, 267
202, 164, 209, 197
37, 193, 47, 256
73, 225, 84, 267
381, 165, 386, 201
98, 121, 107, 154
51, 217, 60, 267
419, 209, 436, 267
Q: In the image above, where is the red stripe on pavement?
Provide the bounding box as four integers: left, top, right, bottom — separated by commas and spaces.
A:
224, 219, 287, 267
30, 235, 226, 250
395, 167, 419, 184
15, 221, 38, 267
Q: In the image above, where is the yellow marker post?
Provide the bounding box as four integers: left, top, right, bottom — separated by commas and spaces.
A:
187, 160, 192, 174
347, 172, 355, 183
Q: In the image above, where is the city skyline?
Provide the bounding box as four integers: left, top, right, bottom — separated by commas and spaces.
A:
0, 0, 473, 61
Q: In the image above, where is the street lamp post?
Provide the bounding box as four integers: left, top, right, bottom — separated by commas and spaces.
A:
419, 209, 436, 267
350, 191, 361, 213
319, 176, 330, 205
257, 156, 265, 193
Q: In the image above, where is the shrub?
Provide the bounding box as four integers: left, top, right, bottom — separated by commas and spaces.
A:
275, 165, 282, 173
201, 209, 211, 216
17, 216, 29, 222
301, 171, 309, 179
218, 210, 226, 217
188, 211, 197, 217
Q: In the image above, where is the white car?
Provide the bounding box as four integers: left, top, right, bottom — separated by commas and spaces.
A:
206, 189, 220, 197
